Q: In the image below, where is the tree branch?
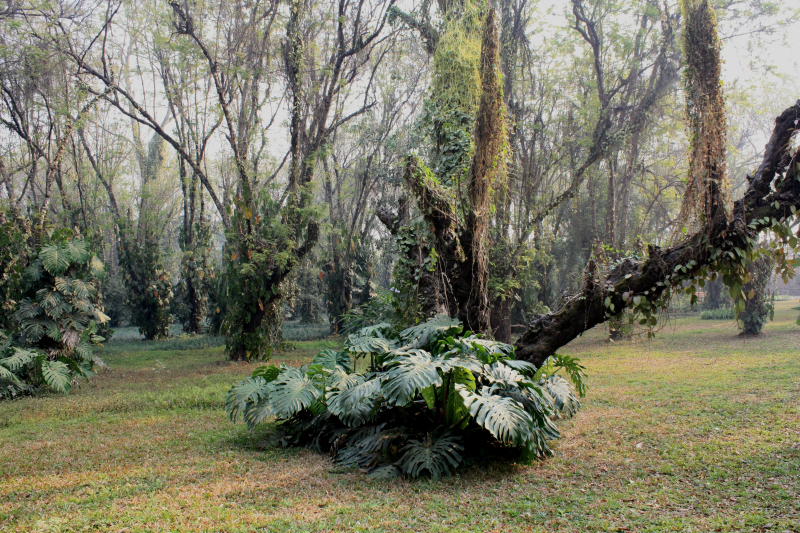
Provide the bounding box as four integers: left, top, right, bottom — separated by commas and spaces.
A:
515, 101, 800, 365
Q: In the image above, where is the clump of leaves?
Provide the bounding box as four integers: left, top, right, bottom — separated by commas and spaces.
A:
700, 307, 735, 320
0, 236, 108, 399
227, 315, 585, 479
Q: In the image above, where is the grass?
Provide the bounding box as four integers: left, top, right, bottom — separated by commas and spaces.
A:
1, 302, 798, 532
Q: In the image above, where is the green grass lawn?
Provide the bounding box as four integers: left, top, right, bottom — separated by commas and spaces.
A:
1, 303, 798, 532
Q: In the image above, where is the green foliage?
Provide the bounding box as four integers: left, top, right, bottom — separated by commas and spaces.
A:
0, 231, 107, 399
737, 251, 775, 335
226, 315, 584, 479
341, 290, 398, 335
700, 307, 735, 320
122, 235, 173, 340
223, 195, 310, 360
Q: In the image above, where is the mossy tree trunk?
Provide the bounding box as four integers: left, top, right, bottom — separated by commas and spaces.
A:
404, 1, 507, 333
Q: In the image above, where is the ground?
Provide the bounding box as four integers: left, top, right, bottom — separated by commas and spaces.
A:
1, 303, 798, 533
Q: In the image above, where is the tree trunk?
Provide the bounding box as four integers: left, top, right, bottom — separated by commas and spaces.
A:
515, 102, 800, 365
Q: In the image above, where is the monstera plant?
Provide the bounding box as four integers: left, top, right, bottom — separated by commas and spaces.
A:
227, 316, 585, 479
0, 236, 108, 398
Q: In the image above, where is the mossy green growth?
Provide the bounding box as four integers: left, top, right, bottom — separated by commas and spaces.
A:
427, 0, 485, 187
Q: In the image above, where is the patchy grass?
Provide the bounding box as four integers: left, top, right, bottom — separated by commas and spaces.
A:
1, 303, 798, 532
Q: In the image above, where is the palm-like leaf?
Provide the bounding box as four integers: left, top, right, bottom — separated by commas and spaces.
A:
383, 349, 443, 405
225, 376, 268, 422
40, 359, 72, 392
398, 315, 461, 349
328, 375, 383, 426
398, 433, 463, 479
269, 366, 322, 418
459, 386, 532, 445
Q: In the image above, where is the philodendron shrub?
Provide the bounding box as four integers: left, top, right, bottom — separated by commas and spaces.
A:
0, 237, 108, 399
227, 316, 585, 479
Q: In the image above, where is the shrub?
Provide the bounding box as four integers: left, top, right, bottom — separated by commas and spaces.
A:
226, 316, 585, 479
0, 237, 108, 398
700, 307, 735, 320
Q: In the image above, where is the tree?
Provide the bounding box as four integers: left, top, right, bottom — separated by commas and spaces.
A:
396, 0, 800, 365
738, 247, 775, 335
514, 0, 800, 364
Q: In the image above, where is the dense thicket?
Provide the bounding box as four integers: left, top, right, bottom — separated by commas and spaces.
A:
0, 216, 107, 397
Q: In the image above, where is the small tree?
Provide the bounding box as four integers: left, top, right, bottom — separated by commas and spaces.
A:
738, 251, 775, 336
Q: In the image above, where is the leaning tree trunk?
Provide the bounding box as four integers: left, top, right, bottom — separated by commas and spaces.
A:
514, 102, 800, 365
513, 0, 799, 365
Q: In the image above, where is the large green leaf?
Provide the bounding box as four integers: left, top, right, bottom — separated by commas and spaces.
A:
40, 360, 72, 393
534, 353, 587, 397
543, 375, 581, 419
481, 362, 528, 387
356, 322, 393, 337
0, 364, 22, 386
345, 333, 393, 355
382, 350, 443, 405
398, 433, 463, 479
0, 347, 40, 371
459, 386, 532, 445
269, 366, 322, 418
312, 349, 351, 372
335, 423, 392, 469
398, 315, 461, 349
243, 398, 274, 428
65, 240, 90, 264
39, 244, 71, 275
225, 376, 268, 422
328, 375, 383, 426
